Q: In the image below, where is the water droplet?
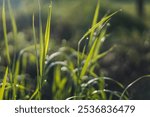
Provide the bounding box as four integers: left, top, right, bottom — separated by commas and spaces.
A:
44, 80, 47, 83
16, 84, 19, 87
94, 32, 97, 36
119, 9, 123, 12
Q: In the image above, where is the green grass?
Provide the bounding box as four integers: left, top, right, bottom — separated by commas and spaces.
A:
1, 0, 149, 100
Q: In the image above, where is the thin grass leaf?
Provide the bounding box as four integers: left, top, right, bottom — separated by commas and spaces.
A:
30, 88, 39, 100
8, 0, 17, 39
89, 0, 100, 45
13, 59, 20, 100
2, 0, 10, 64
38, 0, 44, 77
0, 67, 8, 100
54, 66, 61, 86
91, 46, 114, 63
120, 75, 150, 100
93, 24, 108, 57
44, 3, 52, 57
8, 0, 18, 76
80, 38, 98, 78
92, 89, 122, 99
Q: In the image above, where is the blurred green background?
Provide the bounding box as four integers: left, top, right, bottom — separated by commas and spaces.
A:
1, 0, 150, 99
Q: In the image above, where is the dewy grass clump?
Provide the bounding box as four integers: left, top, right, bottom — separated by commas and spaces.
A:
0, 0, 130, 100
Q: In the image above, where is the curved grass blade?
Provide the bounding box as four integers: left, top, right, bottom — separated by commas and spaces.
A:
120, 75, 150, 100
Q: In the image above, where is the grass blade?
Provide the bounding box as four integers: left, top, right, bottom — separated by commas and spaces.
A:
120, 75, 150, 99
2, 0, 10, 64
89, 0, 100, 45
44, 3, 52, 57
33, 14, 40, 77
8, 0, 17, 39
80, 38, 98, 78
0, 67, 8, 100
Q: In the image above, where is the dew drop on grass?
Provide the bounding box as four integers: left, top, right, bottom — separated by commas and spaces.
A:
119, 9, 123, 12
44, 80, 47, 83
107, 23, 110, 27
16, 84, 19, 87
94, 32, 97, 36
45, 61, 48, 65
61, 66, 68, 72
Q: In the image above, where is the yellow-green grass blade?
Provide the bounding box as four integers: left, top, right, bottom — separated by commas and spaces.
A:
89, 0, 100, 46
44, 3, 52, 57
54, 65, 61, 88
8, 0, 17, 39
2, 0, 10, 64
92, 46, 114, 64
37, 0, 44, 77
30, 88, 39, 100
13, 59, 20, 100
0, 67, 8, 100
80, 38, 98, 78
52, 65, 61, 98
78, 10, 120, 66
7, 0, 19, 78
93, 24, 107, 57
79, 10, 120, 44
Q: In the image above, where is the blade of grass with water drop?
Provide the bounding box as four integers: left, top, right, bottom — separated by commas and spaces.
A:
78, 10, 120, 67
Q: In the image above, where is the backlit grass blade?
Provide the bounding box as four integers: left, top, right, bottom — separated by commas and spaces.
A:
89, 0, 100, 45
93, 23, 108, 57
8, 0, 18, 72
44, 3, 52, 57
80, 38, 98, 78
29, 88, 39, 100
78, 10, 120, 66
38, 0, 44, 77
8, 0, 17, 39
79, 10, 120, 43
0, 67, 8, 100
2, 0, 10, 64
91, 46, 114, 63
